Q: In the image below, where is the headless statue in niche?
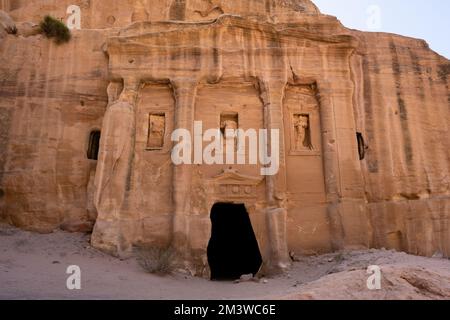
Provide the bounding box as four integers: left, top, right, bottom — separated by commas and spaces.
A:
294, 114, 312, 150
221, 119, 238, 137
221, 118, 239, 151
148, 114, 165, 149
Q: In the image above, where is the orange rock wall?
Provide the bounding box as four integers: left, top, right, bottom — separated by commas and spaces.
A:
0, 30, 109, 231
351, 31, 450, 256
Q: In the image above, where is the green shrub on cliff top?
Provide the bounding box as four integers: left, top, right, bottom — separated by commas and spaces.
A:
39, 15, 71, 44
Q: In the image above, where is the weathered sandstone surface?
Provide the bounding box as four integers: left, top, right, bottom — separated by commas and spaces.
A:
0, 0, 448, 276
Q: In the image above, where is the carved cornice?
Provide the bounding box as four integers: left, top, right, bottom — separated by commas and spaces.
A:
107, 14, 358, 56
211, 168, 264, 185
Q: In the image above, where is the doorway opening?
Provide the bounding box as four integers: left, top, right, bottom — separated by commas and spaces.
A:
207, 202, 263, 281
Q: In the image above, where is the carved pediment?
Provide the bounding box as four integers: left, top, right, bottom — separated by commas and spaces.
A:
212, 168, 263, 185
208, 169, 263, 199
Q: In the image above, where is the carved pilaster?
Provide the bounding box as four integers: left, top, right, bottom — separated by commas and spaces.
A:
316, 81, 345, 251
257, 79, 290, 271
170, 79, 198, 255
258, 79, 288, 204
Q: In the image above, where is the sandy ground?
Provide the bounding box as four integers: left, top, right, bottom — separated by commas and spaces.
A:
1, 224, 450, 300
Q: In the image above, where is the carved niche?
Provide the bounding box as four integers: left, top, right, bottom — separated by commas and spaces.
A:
147, 113, 166, 150
220, 112, 238, 135
285, 85, 321, 156
220, 112, 239, 148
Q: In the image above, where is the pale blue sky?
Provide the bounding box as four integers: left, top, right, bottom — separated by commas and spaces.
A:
314, 0, 450, 58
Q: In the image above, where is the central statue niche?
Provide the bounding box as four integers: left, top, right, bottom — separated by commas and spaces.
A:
147, 113, 166, 150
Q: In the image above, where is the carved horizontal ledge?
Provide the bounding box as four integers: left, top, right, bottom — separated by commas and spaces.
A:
107, 15, 358, 54
108, 40, 355, 57
210, 169, 264, 185
110, 47, 292, 57
211, 185, 260, 200
109, 46, 346, 57
289, 150, 321, 156
117, 14, 348, 38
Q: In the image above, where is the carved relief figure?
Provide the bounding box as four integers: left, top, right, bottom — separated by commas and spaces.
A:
293, 114, 312, 150
221, 119, 238, 137
220, 113, 238, 145
220, 113, 239, 151
147, 114, 165, 149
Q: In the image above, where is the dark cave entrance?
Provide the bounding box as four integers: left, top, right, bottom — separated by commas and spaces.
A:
207, 203, 263, 281
87, 130, 101, 160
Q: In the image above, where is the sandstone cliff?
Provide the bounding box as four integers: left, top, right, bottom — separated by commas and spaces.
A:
0, 20, 110, 232
351, 31, 450, 256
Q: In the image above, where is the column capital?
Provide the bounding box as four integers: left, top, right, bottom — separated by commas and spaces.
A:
256, 79, 287, 107
170, 79, 198, 97
315, 80, 334, 102
118, 77, 141, 105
